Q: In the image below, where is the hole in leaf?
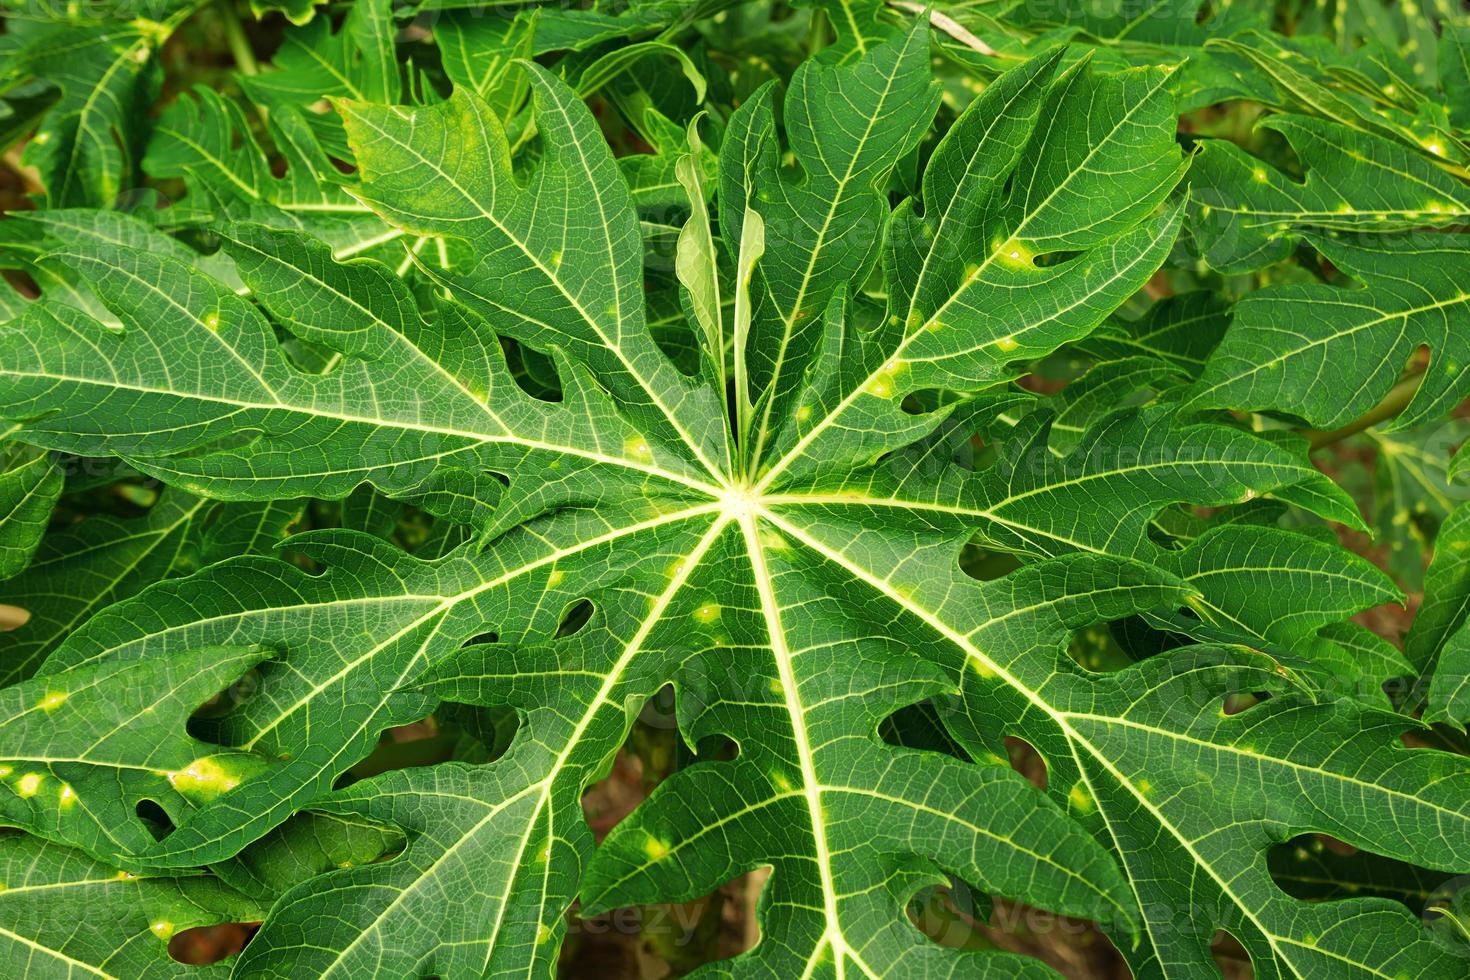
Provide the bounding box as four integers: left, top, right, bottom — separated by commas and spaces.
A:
1068, 622, 1146, 672
1033, 249, 1082, 268
1269, 833, 1454, 909
0, 604, 31, 631
567, 867, 766, 973
909, 877, 989, 948
880, 701, 971, 760
340, 715, 464, 786
168, 922, 260, 965
557, 599, 595, 638
1211, 928, 1253, 978
1222, 691, 1267, 715
1003, 735, 1047, 791
913, 879, 1127, 972
958, 544, 1021, 583
1108, 614, 1192, 662
1, 268, 40, 300
135, 799, 175, 842
437, 703, 520, 762
503, 337, 563, 402
187, 662, 267, 744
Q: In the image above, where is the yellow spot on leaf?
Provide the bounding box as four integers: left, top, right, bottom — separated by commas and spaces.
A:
968, 658, 995, 679
643, 837, 670, 860
866, 359, 904, 398
1068, 783, 1094, 813
37, 691, 67, 711
15, 773, 42, 798
694, 604, 720, 624
758, 528, 788, 552
996, 239, 1034, 268
166, 756, 241, 799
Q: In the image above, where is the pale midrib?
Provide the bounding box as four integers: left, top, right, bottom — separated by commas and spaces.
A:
759, 507, 1308, 974
9, 365, 720, 496
318, 515, 729, 977
740, 513, 880, 980
747, 44, 910, 470
350, 106, 730, 488
752, 73, 1175, 492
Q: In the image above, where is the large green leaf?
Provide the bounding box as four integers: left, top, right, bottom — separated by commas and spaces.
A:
1, 5, 197, 207
1412, 502, 1470, 726
1190, 234, 1470, 431
1, 26, 1467, 980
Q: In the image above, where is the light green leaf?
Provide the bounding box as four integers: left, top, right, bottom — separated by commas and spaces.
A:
1411, 502, 1470, 726
3, 10, 189, 207
721, 18, 940, 466
0, 644, 272, 864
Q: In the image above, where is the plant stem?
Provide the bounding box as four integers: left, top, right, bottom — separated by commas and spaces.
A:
1305, 367, 1426, 450
216, 0, 259, 76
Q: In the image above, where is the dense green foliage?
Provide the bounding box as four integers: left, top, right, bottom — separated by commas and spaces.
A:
1, 1, 1470, 977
